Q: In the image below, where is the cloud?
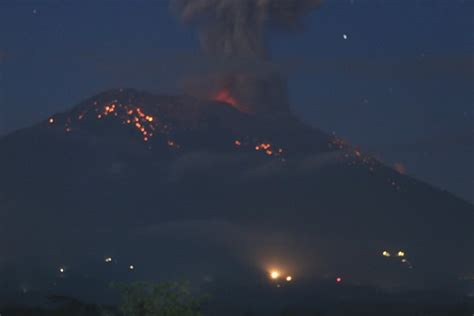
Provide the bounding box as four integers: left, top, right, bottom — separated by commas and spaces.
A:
241, 159, 285, 180
165, 151, 248, 182
172, 0, 322, 59
164, 148, 348, 185
298, 150, 345, 172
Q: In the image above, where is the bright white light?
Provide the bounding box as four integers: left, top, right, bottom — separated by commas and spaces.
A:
382, 250, 391, 257
270, 271, 280, 279
343, 34, 348, 40
59, 268, 65, 273
397, 251, 405, 257
286, 276, 292, 282
129, 265, 134, 270
105, 257, 112, 263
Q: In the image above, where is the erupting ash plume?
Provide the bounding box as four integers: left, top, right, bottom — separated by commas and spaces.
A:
173, 0, 322, 58
172, 0, 322, 114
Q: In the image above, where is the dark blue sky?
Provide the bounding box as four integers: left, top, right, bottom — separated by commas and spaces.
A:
0, 0, 472, 201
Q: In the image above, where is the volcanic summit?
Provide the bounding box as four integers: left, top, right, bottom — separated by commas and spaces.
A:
0, 88, 472, 302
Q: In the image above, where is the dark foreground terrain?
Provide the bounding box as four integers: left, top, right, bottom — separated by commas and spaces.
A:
2, 281, 474, 316
2, 301, 473, 316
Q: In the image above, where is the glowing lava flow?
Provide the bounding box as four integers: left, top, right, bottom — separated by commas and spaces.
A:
328, 136, 404, 192
49, 100, 180, 149
234, 139, 284, 159
213, 89, 238, 108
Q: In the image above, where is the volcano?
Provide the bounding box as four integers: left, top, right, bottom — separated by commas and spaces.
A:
0, 89, 472, 303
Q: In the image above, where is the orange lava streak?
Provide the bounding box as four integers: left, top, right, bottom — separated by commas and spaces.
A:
213, 89, 238, 107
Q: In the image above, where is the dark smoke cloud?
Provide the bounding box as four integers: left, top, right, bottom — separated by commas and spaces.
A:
172, 0, 322, 114
172, 0, 322, 59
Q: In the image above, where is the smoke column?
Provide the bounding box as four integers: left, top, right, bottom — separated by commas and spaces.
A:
172, 0, 322, 114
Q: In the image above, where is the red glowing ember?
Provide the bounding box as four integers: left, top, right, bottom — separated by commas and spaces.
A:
213, 89, 238, 108
394, 162, 407, 175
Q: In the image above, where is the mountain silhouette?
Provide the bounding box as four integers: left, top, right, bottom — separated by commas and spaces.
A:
0, 89, 472, 302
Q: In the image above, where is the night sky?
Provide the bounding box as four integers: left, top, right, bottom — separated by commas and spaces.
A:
0, 0, 472, 202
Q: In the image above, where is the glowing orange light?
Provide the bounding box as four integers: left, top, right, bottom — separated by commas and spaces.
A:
213, 89, 238, 107
286, 276, 292, 282
270, 271, 280, 279
394, 162, 406, 174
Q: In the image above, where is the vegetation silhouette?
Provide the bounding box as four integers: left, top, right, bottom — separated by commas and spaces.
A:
107, 281, 205, 316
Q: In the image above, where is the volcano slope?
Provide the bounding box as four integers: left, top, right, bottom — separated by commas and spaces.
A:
0, 89, 472, 301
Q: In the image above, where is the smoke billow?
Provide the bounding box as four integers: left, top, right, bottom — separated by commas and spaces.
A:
172, 0, 322, 114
